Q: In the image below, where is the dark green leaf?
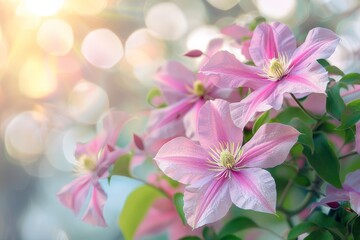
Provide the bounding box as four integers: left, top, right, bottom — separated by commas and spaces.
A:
118, 185, 165, 240
340, 73, 360, 85
317, 59, 330, 68
173, 193, 186, 225
352, 216, 360, 240
304, 229, 334, 240
326, 83, 346, 120
290, 118, 314, 152
179, 237, 202, 240
290, 143, 304, 158
252, 111, 270, 134
308, 211, 346, 238
272, 107, 316, 125
288, 222, 319, 240
317, 59, 344, 76
303, 133, 342, 188
218, 217, 258, 238
220, 235, 243, 240
203, 226, 217, 240
293, 173, 311, 187
339, 99, 360, 129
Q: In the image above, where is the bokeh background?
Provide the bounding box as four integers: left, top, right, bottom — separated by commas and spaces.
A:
0, 0, 360, 239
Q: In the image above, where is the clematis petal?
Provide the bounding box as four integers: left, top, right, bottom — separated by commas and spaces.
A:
349, 192, 360, 215
230, 168, 276, 214
356, 123, 360, 154
103, 111, 131, 147
183, 99, 205, 140
230, 82, 280, 129
155, 61, 196, 104
96, 146, 128, 177
57, 175, 92, 214
154, 137, 210, 184
221, 24, 252, 41
198, 99, 243, 149
344, 169, 360, 191
82, 183, 107, 227
313, 185, 349, 210
201, 51, 267, 90
249, 22, 296, 67
290, 27, 339, 70
239, 123, 299, 168
184, 175, 232, 228
282, 62, 328, 95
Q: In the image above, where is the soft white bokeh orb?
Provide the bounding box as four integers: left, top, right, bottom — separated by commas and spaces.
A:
186, 26, 220, 52
23, 0, 64, 16
5, 111, 48, 163
37, 18, 73, 56
81, 28, 124, 69
64, 0, 108, 15
145, 2, 188, 41
68, 81, 109, 124
207, 0, 240, 10
255, 0, 296, 20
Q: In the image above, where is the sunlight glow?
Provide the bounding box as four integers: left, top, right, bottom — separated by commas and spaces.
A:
22, 0, 64, 16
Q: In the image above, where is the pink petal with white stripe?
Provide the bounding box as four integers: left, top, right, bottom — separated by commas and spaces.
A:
82, 183, 107, 227
239, 123, 299, 168
230, 168, 276, 214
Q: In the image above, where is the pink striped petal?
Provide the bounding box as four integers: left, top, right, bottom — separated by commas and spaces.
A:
201, 51, 267, 90
349, 192, 360, 215
198, 99, 243, 149
221, 24, 252, 41
249, 22, 296, 67
155, 61, 196, 104
312, 185, 349, 210
57, 175, 92, 214
103, 111, 131, 147
183, 99, 205, 139
230, 82, 280, 129
345, 169, 360, 191
290, 27, 339, 71
230, 168, 276, 214
239, 123, 299, 168
97, 146, 128, 177
184, 175, 232, 228
82, 183, 107, 227
154, 137, 210, 184
356, 123, 360, 154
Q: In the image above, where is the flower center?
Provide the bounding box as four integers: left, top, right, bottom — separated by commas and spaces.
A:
220, 150, 235, 169
192, 80, 206, 97
73, 154, 97, 175
262, 54, 289, 81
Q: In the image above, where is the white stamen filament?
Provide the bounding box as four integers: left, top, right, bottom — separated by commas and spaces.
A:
261, 54, 290, 81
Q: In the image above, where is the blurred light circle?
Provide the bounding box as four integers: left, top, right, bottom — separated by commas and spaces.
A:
255, 0, 296, 20
5, 111, 48, 163
68, 81, 109, 124
45, 131, 72, 171
64, 0, 107, 16
125, 28, 166, 84
207, 0, 240, 10
19, 56, 58, 99
37, 18, 73, 56
23, 0, 64, 16
145, 2, 187, 41
0, 38, 8, 70
81, 28, 124, 69
186, 26, 220, 52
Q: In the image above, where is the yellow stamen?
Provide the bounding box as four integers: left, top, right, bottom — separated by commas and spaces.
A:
269, 59, 285, 80
220, 149, 235, 169
192, 80, 206, 97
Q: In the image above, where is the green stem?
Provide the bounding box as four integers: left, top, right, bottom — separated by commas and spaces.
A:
290, 93, 320, 121
339, 151, 358, 160
277, 180, 293, 208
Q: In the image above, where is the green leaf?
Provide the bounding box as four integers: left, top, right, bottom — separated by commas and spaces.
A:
272, 107, 316, 125
290, 118, 314, 152
218, 217, 258, 238
303, 133, 342, 188
146, 87, 166, 108
304, 229, 334, 240
293, 173, 311, 187
326, 83, 346, 120
118, 185, 165, 240
317, 59, 330, 68
220, 235, 243, 240
339, 99, 360, 129
340, 73, 360, 85
317, 59, 344, 76
252, 111, 270, 134
288, 222, 319, 240
248, 16, 266, 31
179, 237, 202, 240
352, 216, 360, 240
110, 153, 132, 179
203, 226, 217, 240
308, 211, 346, 238
173, 193, 186, 225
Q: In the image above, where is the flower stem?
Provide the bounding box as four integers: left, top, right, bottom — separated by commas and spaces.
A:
339, 151, 358, 160
277, 180, 293, 208
290, 93, 320, 121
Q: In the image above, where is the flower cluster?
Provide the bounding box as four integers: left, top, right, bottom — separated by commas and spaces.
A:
58, 20, 360, 239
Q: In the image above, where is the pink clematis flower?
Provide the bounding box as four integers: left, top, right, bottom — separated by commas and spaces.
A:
57, 111, 130, 227
154, 99, 299, 228
315, 170, 360, 214
202, 22, 339, 129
